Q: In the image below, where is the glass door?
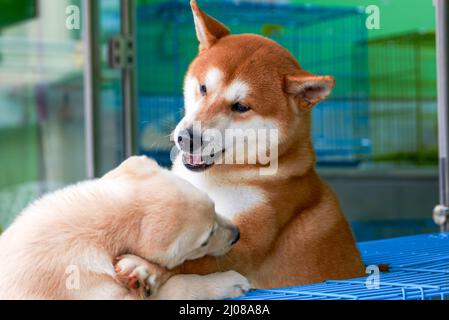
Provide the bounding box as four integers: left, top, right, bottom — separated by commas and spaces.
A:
84, 0, 137, 177
0, 0, 132, 231
0, 0, 87, 230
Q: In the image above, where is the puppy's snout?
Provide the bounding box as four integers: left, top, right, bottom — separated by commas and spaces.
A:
230, 227, 240, 246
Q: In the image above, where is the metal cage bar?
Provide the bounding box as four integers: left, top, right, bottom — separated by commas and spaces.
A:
434, 0, 449, 231
82, 0, 101, 178
120, 0, 138, 158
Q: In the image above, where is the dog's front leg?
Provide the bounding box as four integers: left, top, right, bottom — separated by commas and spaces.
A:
149, 271, 251, 300
114, 255, 251, 300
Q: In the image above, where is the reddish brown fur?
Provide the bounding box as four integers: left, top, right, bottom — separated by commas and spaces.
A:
168, 1, 365, 288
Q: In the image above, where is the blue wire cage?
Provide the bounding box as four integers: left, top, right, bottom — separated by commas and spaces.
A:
238, 233, 449, 300
136, 0, 371, 167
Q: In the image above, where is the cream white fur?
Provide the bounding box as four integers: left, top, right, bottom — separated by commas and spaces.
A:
184, 76, 200, 117
172, 158, 266, 220
205, 67, 223, 93
0, 156, 250, 300
224, 79, 249, 102
152, 271, 250, 300
192, 13, 207, 46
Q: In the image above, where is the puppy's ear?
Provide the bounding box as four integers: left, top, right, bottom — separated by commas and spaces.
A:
284, 70, 335, 111
190, 0, 230, 52
102, 156, 160, 180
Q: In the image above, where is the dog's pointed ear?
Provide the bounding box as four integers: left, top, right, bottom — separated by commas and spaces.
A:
284, 70, 335, 111
190, 0, 230, 52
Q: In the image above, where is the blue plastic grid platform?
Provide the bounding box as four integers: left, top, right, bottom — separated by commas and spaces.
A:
237, 233, 449, 300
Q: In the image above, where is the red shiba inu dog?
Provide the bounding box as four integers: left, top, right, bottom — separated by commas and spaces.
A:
125, 0, 365, 292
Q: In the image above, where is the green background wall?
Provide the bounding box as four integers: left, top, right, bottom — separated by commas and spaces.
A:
290, 0, 435, 38
136, 1, 436, 39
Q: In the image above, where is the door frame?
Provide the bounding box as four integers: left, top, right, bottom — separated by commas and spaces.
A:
82, 0, 137, 178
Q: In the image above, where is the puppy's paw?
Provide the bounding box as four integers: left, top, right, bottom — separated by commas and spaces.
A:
210, 271, 252, 299
114, 254, 169, 299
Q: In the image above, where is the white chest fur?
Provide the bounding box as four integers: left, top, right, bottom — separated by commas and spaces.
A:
206, 185, 264, 220
172, 158, 265, 220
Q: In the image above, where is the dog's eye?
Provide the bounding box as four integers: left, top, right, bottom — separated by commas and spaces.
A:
200, 84, 207, 96
201, 228, 214, 247
231, 102, 251, 113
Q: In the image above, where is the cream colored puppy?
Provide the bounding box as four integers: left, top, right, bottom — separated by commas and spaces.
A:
0, 156, 250, 300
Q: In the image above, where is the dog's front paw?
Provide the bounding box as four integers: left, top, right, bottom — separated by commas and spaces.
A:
114, 254, 169, 299
211, 271, 251, 299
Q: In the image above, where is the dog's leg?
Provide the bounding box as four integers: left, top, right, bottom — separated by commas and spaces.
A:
76, 279, 140, 300
115, 254, 171, 299
115, 255, 251, 300
150, 271, 251, 300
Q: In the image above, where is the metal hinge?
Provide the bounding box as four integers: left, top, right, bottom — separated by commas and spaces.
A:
107, 36, 134, 69
433, 204, 449, 227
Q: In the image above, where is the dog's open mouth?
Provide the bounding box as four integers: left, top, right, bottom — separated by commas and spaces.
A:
182, 149, 225, 172
182, 153, 213, 172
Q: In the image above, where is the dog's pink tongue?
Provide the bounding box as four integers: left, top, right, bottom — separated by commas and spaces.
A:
192, 154, 202, 165
187, 154, 203, 165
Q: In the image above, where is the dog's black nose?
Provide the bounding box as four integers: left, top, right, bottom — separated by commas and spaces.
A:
231, 227, 240, 245
177, 127, 194, 152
